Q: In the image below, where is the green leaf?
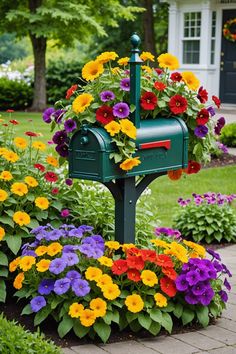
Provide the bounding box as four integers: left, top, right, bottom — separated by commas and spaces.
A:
0, 269, 8, 277
138, 313, 152, 330
21, 304, 33, 315
126, 312, 138, 323
103, 311, 113, 325
0, 251, 8, 266
112, 309, 120, 324
58, 314, 74, 338
5, 235, 22, 255
51, 200, 63, 211
173, 303, 183, 319
93, 321, 111, 343
0, 279, 6, 302
148, 321, 161, 335
50, 297, 64, 310
209, 303, 220, 317
5, 210, 14, 217
196, 306, 209, 327
149, 308, 162, 323
181, 308, 195, 325
34, 306, 52, 326
73, 321, 90, 338
130, 104, 136, 113
1, 215, 14, 227
26, 194, 35, 202
28, 219, 40, 230
161, 312, 173, 334
129, 319, 142, 332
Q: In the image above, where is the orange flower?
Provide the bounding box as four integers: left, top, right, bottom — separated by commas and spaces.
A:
167, 169, 183, 181
13, 272, 24, 289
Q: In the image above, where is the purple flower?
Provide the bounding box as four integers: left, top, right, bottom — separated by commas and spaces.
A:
191, 282, 207, 296
214, 117, 226, 135
30, 296, 46, 312
55, 143, 69, 158
186, 270, 200, 286
100, 90, 115, 102
79, 225, 94, 232
185, 291, 199, 305
178, 198, 191, 207
22, 250, 36, 257
113, 102, 130, 118
52, 130, 68, 145
207, 248, 221, 261
53, 109, 65, 124
54, 278, 71, 295
65, 178, 73, 186
66, 270, 81, 284
207, 106, 215, 116
46, 229, 63, 241
43, 107, 55, 123
224, 278, 231, 291
200, 287, 214, 305
38, 279, 55, 295
197, 267, 210, 281
222, 263, 232, 277
61, 209, 70, 218
219, 290, 228, 302
68, 228, 83, 238
64, 119, 77, 133
62, 252, 79, 266
213, 260, 223, 272
216, 142, 228, 154
194, 125, 208, 138
49, 258, 67, 275
175, 274, 189, 291
120, 78, 130, 91
63, 245, 80, 253
72, 279, 90, 297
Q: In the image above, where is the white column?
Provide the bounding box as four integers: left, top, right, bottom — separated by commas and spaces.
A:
168, 1, 180, 57
200, 0, 212, 67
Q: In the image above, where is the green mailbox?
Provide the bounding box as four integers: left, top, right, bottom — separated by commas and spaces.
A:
68, 33, 189, 244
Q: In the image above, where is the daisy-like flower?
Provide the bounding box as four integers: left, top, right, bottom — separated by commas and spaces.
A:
32, 141, 46, 151
68, 303, 84, 318
119, 157, 141, 171
96, 51, 118, 64
14, 137, 28, 149
0, 189, 8, 202
24, 176, 38, 188
80, 309, 96, 327
0, 226, 5, 241
157, 53, 179, 70
11, 182, 28, 196
89, 298, 107, 317
0, 170, 13, 181
82, 60, 104, 81
72, 93, 94, 114
104, 121, 121, 136
13, 211, 30, 226
182, 71, 200, 91
117, 57, 129, 66
140, 51, 155, 62
46, 156, 58, 167
125, 294, 144, 313
35, 197, 49, 210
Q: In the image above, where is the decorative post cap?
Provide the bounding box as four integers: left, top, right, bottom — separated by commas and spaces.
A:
130, 33, 141, 49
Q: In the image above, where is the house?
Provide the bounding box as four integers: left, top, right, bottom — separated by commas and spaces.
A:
162, 0, 236, 104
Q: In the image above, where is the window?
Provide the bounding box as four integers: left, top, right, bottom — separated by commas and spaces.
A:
211, 11, 216, 64
183, 12, 201, 64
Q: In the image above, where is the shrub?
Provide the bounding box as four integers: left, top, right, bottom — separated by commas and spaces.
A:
11, 224, 231, 343
0, 313, 62, 354
173, 192, 236, 244
0, 77, 33, 110
220, 123, 236, 147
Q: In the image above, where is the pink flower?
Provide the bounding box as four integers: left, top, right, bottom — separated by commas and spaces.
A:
61, 209, 70, 218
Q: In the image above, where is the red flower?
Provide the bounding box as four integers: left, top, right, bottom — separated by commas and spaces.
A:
170, 72, 182, 82
162, 268, 177, 280
127, 268, 141, 282
66, 84, 78, 100
140, 92, 158, 110
44, 171, 58, 182
34, 163, 45, 172
140, 249, 157, 263
156, 255, 174, 268
25, 131, 38, 137
154, 81, 166, 91
9, 120, 19, 125
169, 95, 188, 115
196, 108, 209, 125
51, 187, 59, 195
155, 68, 163, 75
212, 95, 221, 109
111, 259, 128, 275
6, 109, 14, 113
126, 247, 141, 257
197, 86, 208, 104
126, 255, 144, 270
96, 105, 114, 125
160, 276, 177, 297
185, 160, 201, 174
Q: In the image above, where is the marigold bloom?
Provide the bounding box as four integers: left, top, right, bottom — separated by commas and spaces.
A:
85, 267, 103, 281
3, 150, 19, 163
141, 270, 158, 287
120, 119, 137, 139
157, 53, 179, 70
151, 239, 169, 248
96, 51, 118, 64
154, 293, 168, 307
140, 51, 155, 62
183, 240, 206, 257
24, 176, 38, 188
96, 274, 113, 288
0, 189, 8, 202
46, 155, 59, 167
9, 257, 20, 272
14, 137, 28, 149
105, 241, 120, 250
98, 256, 113, 267
47, 242, 63, 256
0, 226, 5, 241
182, 71, 200, 90
36, 259, 51, 272
90, 298, 107, 317
125, 294, 144, 313
119, 157, 141, 171
0, 170, 13, 181
117, 57, 129, 66
68, 303, 84, 318
13, 272, 24, 289
82, 60, 104, 81
13, 211, 30, 226
35, 246, 48, 256
104, 121, 121, 136
102, 283, 121, 300
19, 256, 36, 271
35, 197, 49, 210
111, 67, 120, 75
80, 309, 96, 327
72, 93, 94, 114
11, 182, 28, 196
32, 141, 46, 151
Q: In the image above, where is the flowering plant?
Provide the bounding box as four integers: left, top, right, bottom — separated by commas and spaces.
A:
10, 224, 231, 342
44, 50, 225, 174
173, 192, 236, 244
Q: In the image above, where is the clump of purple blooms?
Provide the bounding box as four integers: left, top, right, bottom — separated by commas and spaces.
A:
216, 141, 228, 154
214, 117, 226, 135
155, 227, 182, 239
178, 192, 236, 207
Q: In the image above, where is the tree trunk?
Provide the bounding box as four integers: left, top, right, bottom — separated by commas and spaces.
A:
142, 0, 157, 58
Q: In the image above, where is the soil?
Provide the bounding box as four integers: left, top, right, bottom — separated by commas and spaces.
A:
205, 153, 236, 169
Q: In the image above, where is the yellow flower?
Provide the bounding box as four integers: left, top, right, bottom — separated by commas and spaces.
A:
140, 51, 155, 62
96, 274, 113, 288
68, 303, 84, 318
120, 119, 137, 139
141, 65, 152, 74
82, 60, 104, 81
150, 239, 169, 248
35, 197, 49, 210
0, 170, 13, 181
0, 189, 8, 202
0, 226, 5, 241
96, 51, 118, 64
181, 71, 200, 91
154, 293, 168, 307
80, 309, 96, 327
0, 147, 8, 156
9, 257, 20, 272
111, 67, 120, 75
102, 283, 121, 300
119, 157, 141, 171
183, 240, 206, 258
157, 53, 179, 70
19, 256, 36, 271
72, 93, 94, 114
13, 211, 30, 226
104, 121, 121, 136
35, 246, 48, 256
36, 259, 51, 272
46, 155, 59, 167
141, 270, 158, 287
165, 242, 188, 263
32, 141, 46, 151
125, 294, 144, 313
11, 182, 28, 196
47, 242, 63, 256
117, 57, 129, 66
24, 176, 38, 188
13, 272, 24, 289
98, 256, 113, 267
85, 267, 103, 281
105, 241, 120, 250
122, 243, 135, 252
14, 137, 28, 149
3, 150, 19, 163
90, 298, 107, 317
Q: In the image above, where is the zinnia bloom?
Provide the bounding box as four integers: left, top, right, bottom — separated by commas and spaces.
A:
3, 151, 19, 163
68, 303, 84, 318
34, 163, 45, 172
96, 274, 113, 288
157, 53, 179, 70
120, 119, 137, 139
113, 102, 130, 118
35, 197, 49, 210
154, 293, 168, 307
82, 60, 104, 81
104, 121, 121, 136
98, 256, 113, 267
35, 246, 48, 256
186, 160, 201, 174
169, 95, 188, 115
66, 84, 78, 100
154, 81, 166, 91
170, 72, 182, 82
14, 137, 28, 149
11, 182, 28, 196
118, 57, 129, 66
141, 270, 158, 287
96, 51, 118, 64
32, 141, 46, 151
140, 91, 157, 110
44, 171, 58, 183
105, 241, 120, 250
140, 51, 155, 62
13, 211, 31, 226
196, 109, 209, 125
47, 242, 63, 256
46, 156, 58, 167
0, 189, 8, 202
0, 170, 13, 181
182, 71, 200, 90
125, 294, 144, 313
80, 309, 96, 327
197, 86, 208, 103
25, 131, 38, 137
120, 157, 141, 171
96, 105, 114, 125
90, 298, 107, 317
72, 93, 94, 114
24, 176, 38, 187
